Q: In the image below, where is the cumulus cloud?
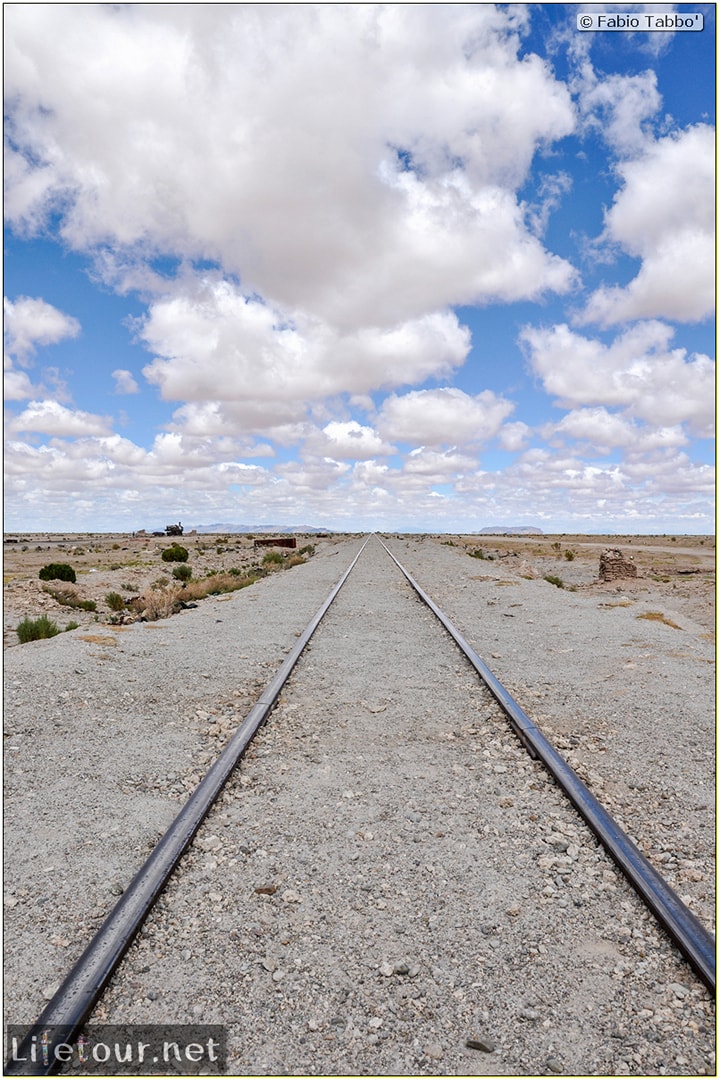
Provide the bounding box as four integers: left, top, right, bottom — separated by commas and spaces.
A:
139, 278, 471, 428
377, 387, 514, 447
112, 369, 139, 394
9, 399, 112, 437
308, 421, 395, 461
4, 296, 80, 403
521, 320, 714, 436
543, 407, 688, 455
403, 446, 477, 479
580, 124, 715, 325
2, 6, 713, 535
497, 421, 532, 453
4, 4, 576, 328
4, 295, 80, 362
576, 67, 661, 156
4, 365, 41, 401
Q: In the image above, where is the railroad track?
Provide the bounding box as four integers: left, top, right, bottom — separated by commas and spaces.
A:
6, 535, 715, 1075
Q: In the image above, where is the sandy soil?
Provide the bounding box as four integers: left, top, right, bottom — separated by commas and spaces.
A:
4, 532, 715, 651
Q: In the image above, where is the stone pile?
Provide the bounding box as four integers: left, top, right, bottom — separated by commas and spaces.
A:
599, 548, 637, 582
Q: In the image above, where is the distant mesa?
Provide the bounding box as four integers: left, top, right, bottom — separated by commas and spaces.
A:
478, 525, 543, 535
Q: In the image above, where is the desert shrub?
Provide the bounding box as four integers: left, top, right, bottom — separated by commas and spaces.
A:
39, 563, 76, 583
262, 550, 284, 566
173, 564, 192, 582
544, 574, 565, 589
65, 621, 80, 631
42, 585, 95, 611
564, 550, 575, 561
299, 544, 315, 556
105, 591, 126, 612
128, 585, 183, 621
182, 573, 257, 600
285, 554, 306, 568
161, 544, 189, 563
16, 615, 61, 643
469, 548, 485, 559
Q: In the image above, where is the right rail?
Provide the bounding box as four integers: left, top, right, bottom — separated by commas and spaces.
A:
379, 536, 716, 994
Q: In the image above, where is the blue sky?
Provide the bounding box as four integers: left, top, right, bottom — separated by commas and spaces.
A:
4, 3, 715, 533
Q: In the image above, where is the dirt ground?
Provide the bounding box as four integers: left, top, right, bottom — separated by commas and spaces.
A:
3, 531, 715, 649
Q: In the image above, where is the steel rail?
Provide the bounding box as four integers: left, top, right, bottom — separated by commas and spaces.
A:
5, 537, 371, 1077
378, 536, 716, 994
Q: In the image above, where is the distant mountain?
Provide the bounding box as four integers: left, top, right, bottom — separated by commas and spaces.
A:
177, 523, 331, 535
478, 525, 543, 535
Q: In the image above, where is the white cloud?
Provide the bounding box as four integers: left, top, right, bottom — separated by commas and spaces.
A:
497, 421, 531, 453
544, 407, 688, 454
112, 369, 139, 394
2, 5, 713, 536
4, 295, 80, 361
9, 399, 112, 437
5, 4, 576, 328
310, 421, 395, 461
403, 446, 477, 480
377, 387, 514, 447
139, 278, 471, 429
581, 124, 715, 325
576, 67, 661, 156
3, 365, 40, 401
521, 321, 714, 437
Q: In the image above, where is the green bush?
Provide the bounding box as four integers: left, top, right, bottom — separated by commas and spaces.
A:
161, 544, 189, 563
299, 544, 315, 556
39, 563, 76, 583
105, 591, 126, 612
544, 574, 565, 589
564, 550, 575, 561
262, 550, 284, 566
16, 615, 61, 643
172, 564, 192, 582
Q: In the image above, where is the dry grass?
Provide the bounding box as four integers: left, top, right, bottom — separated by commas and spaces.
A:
128, 584, 184, 621
128, 572, 258, 620
182, 573, 257, 600
78, 634, 118, 646
636, 611, 682, 630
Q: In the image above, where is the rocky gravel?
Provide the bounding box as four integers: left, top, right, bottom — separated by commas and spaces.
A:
3, 534, 715, 1075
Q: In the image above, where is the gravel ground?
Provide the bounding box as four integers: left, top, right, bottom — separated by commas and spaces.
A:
3, 534, 715, 1075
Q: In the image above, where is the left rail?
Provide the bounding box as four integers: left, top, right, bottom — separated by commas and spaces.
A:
6, 537, 370, 1077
